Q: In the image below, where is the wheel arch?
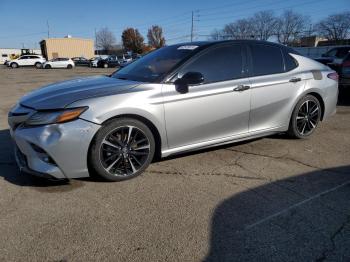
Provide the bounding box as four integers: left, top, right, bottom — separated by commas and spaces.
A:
306, 92, 325, 121
100, 114, 162, 161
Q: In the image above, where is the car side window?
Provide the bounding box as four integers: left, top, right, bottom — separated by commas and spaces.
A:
178, 44, 243, 84
284, 52, 298, 71
250, 44, 284, 76
326, 49, 337, 57
336, 48, 350, 58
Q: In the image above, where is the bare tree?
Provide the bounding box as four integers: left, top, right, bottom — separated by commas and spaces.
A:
251, 10, 278, 40
316, 12, 350, 41
122, 28, 145, 54
209, 29, 225, 40
147, 25, 165, 48
276, 10, 310, 45
223, 18, 255, 39
95, 27, 116, 51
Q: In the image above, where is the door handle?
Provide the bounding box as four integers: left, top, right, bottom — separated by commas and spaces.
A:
289, 77, 301, 83
234, 85, 250, 92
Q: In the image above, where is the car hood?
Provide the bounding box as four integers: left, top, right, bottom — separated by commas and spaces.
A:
20, 75, 141, 110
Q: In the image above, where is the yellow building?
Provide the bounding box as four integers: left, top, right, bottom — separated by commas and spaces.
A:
40, 37, 94, 60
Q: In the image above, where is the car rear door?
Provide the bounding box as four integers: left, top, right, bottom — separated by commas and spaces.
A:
26, 56, 37, 66
247, 43, 305, 132
163, 43, 251, 149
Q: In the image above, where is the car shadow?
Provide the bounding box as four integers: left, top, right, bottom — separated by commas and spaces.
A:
204, 165, 350, 261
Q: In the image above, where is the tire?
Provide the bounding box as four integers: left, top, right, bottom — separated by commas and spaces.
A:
11, 62, 18, 68
67, 64, 73, 69
103, 63, 108, 68
89, 118, 155, 181
45, 64, 51, 69
288, 95, 322, 139
35, 62, 42, 69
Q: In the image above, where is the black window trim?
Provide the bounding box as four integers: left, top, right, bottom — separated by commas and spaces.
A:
165, 43, 248, 85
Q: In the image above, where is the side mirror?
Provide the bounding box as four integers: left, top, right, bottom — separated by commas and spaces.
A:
174, 72, 204, 94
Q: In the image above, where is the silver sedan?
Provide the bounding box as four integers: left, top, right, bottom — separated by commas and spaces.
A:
8, 40, 338, 181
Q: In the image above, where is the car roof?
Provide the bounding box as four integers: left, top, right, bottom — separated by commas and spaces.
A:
169, 40, 298, 55
171, 40, 293, 50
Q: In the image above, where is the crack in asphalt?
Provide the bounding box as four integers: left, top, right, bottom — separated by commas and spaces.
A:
316, 215, 350, 262
225, 148, 349, 175
147, 170, 265, 181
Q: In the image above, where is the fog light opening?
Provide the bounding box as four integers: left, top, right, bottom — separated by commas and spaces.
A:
30, 143, 57, 166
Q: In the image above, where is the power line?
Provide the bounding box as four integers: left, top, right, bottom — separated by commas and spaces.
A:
197, 0, 325, 24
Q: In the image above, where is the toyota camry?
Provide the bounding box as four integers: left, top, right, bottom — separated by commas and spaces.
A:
8, 40, 338, 181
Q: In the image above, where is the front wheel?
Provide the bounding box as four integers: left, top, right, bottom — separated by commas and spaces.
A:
67, 64, 73, 69
288, 95, 322, 138
35, 62, 42, 69
89, 118, 155, 181
11, 63, 18, 68
103, 63, 108, 68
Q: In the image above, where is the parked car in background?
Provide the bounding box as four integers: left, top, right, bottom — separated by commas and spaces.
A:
97, 56, 120, 68
338, 53, 350, 87
8, 55, 46, 68
315, 46, 350, 69
43, 58, 75, 69
72, 57, 91, 66
90, 57, 102, 67
8, 40, 338, 181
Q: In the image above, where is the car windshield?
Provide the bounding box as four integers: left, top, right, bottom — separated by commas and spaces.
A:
111, 45, 201, 83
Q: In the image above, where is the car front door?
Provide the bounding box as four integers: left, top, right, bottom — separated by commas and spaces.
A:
18, 56, 29, 66
163, 44, 251, 149
248, 44, 306, 132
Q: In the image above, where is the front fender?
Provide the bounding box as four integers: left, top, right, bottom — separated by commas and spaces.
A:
68, 86, 169, 151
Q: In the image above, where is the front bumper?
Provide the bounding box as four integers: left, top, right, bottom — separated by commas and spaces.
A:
10, 119, 100, 179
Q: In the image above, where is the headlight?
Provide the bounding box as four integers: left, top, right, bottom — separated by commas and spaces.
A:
25, 107, 88, 126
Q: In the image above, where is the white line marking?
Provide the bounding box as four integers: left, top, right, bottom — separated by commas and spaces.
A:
246, 180, 350, 230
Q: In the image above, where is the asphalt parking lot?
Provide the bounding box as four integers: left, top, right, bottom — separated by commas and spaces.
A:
0, 66, 349, 261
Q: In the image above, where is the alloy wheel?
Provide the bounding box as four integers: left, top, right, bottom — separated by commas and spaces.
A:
99, 125, 150, 177
296, 100, 320, 136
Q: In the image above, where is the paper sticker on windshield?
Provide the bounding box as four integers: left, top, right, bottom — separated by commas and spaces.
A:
177, 45, 198, 50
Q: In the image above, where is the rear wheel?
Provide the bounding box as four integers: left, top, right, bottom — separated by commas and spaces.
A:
11, 62, 18, 68
89, 118, 155, 181
67, 64, 73, 69
103, 63, 108, 68
288, 95, 321, 138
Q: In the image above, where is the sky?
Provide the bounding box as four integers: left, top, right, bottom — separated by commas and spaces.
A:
0, 0, 349, 49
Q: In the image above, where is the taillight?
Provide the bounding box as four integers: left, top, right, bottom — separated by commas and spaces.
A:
327, 72, 339, 81
342, 60, 350, 67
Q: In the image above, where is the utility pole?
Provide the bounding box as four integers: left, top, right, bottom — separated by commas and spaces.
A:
94, 28, 97, 49
47, 20, 50, 38
190, 11, 194, 42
